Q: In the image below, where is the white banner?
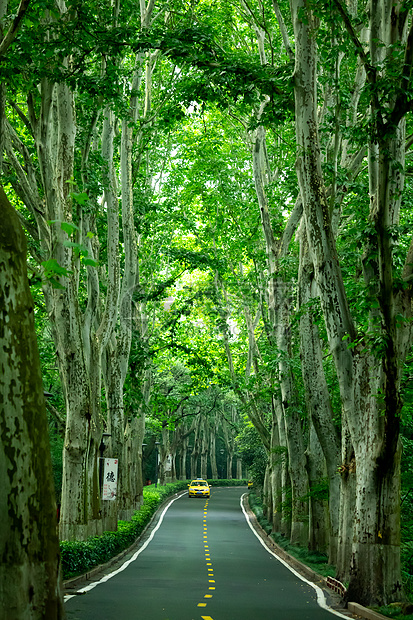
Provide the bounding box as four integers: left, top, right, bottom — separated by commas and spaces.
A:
102, 458, 118, 500
165, 454, 172, 472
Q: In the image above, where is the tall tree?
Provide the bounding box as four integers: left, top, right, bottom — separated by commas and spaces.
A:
0, 187, 64, 619
290, 0, 413, 605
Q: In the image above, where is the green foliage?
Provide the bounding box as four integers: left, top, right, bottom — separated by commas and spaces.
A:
206, 479, 248, 487
236, 420, 268, 488
370, 605, 413, 620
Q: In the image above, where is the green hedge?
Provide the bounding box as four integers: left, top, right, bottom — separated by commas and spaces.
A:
60, 479, 248, 580
207, 478, 248, 486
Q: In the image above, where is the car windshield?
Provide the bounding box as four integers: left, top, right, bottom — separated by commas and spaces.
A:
191, 481, 206, 486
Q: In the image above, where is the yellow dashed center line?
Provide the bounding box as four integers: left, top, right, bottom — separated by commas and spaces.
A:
197, 500, 215, 619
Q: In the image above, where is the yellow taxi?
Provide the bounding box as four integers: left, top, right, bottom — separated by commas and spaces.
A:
188, 479, 210, 498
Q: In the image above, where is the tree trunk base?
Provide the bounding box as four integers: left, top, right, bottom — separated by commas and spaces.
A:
347, 542, 403, 607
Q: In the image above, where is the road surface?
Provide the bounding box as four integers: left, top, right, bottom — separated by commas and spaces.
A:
65, 487, 345, 620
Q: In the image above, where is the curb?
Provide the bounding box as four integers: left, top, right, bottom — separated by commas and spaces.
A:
63, 490, 187, 591
243, 495, 390, 620
347, 603, 390, 620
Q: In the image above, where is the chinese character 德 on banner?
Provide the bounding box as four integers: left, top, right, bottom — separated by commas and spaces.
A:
102, 458, 118, 500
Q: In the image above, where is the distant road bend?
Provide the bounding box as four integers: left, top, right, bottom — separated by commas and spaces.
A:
65, 487, 348, 620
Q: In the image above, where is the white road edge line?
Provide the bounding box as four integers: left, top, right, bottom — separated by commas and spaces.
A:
64, 491, 186, 603
240, 493, 349, 619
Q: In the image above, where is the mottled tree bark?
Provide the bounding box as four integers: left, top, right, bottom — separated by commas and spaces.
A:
0, 187, 64, 619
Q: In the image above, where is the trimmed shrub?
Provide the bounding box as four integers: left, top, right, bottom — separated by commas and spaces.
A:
207, 479, 248, 487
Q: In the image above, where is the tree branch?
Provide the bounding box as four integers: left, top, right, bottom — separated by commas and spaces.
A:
0, 0, 31, 58
45, 400, 66, 437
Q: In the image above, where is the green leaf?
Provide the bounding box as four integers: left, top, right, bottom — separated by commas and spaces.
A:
61, 221, 79, 236
49, 277, 66, 290
41, 258, 72, 278
71, 192, 89, 206
63, 240, 89, 256
82, 258, 99, 267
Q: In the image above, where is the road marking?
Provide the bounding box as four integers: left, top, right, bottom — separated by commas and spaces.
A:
198, 499, 214, 616
64, 491, 186, 602
240, 493, 349, 619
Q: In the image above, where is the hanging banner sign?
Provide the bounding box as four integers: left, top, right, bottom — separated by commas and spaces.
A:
165, 454, 172, 473
102, 458, 118, 500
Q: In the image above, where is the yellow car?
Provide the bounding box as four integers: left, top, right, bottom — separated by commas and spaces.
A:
188, 479, 210, 498
248, 480, 253, 489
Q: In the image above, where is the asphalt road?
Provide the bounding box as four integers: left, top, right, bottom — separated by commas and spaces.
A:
65, 487, 344, 620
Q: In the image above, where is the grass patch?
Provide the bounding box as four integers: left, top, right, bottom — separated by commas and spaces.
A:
370, 604, 413, 619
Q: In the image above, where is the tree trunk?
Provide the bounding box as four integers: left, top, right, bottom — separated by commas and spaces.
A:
269, 413, 282, 531
336, 420, 356, 584
276, 282, 308, 546
210, 430, 218, 479
262, 465, 272, 522
226, 454, 233, 480
307, 423, 328, 553
273, 395, 291, 538
200, 420, 209, 479
0, 188, 64, 618
298, 231, 341, 562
